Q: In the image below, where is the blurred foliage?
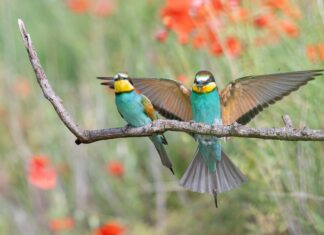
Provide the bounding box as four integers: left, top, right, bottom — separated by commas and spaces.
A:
0, 0, 324, 234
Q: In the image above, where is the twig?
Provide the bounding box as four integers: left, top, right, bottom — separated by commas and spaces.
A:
282, 114, 293, 129
17, 19, 324, 144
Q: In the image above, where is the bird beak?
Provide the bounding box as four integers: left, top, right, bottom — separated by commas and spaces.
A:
196, 82, 204, 88
113, 74, 121, 81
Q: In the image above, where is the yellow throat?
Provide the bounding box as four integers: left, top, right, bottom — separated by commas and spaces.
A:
114, 80, 134, 93
192, 82, 217, 93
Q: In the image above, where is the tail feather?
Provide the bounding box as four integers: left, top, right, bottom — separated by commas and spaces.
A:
179, 149, 247, 194
149, 135, 174, 174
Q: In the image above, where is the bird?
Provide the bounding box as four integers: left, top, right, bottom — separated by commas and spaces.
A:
104, 72, 174, 175
98, 70, 323, 201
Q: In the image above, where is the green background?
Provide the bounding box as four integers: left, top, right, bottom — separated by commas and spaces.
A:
0, 0, 323, 234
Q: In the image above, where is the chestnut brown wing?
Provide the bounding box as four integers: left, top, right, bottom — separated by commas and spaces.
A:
98, 77, 192, 121
220, 70, 323, 125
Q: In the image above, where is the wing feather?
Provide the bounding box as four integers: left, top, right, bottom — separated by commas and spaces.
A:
98, 77, 192, 121
220, 70, 323, 125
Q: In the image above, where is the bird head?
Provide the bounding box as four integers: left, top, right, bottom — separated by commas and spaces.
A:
192, 70, 217, 93
113, 72, 134, 93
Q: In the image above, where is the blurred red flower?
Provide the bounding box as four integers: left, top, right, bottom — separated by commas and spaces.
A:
265, 0, 288, 9
210, 41, 223, 56
317, 43, 324, 61
155, 29, 169, 42
49, 217, 74, 232
14, 77, 31, 98
254, 14, 273, 28
106, 161, 124, 178
67, 0, 90, 13
279, 19, 299, 37
192, 33, 206, 48
176, 75, 188, 84
27, 155, 57, 190
212, 0, 224, 12
305, 43, 324, 63
93, 0, 114, 17
158, 0, 302, 57
226, 36, 242, 57
230, 7, 249, 22
306, 45, 317, 63
161, 0, 194, 44
93, 221, 125, 235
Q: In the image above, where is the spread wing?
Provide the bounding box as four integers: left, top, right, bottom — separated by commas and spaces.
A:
98, 77, 192, 121
220, 70, 323, 125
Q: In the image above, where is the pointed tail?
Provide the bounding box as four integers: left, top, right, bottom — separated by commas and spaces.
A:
149, 135, 174, 174
179, 149, 247, 194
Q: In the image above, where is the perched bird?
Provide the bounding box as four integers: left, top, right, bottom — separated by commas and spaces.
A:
99, 70, 323, 199
105, 72, 174, 174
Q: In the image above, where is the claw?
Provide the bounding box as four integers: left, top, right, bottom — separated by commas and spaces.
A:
232, 121, 241, 128
122, 124, 132, 133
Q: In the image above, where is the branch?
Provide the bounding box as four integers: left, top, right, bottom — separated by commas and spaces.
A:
18, 19, 324, 144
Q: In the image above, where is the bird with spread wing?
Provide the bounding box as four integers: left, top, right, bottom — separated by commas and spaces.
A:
98, 70, 323, 201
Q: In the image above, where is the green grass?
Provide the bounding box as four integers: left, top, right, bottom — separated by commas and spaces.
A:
0, 0, 323, 234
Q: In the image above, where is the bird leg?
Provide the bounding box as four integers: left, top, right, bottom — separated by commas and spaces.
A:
213, 189, 218, 208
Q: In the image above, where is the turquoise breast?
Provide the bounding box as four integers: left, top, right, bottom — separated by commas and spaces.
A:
191, 89, 222, 170
190, 89, 221, 124
115, 91, 152, 127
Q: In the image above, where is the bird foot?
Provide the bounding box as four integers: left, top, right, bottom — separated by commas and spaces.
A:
232, 121, 241, 128
122, 124, 133, 133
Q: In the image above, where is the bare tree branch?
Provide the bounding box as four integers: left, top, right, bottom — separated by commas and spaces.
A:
17, 19, 324, 145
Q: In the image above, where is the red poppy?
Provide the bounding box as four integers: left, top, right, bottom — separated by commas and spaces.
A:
28, 155, 57, 190
176, 75, 188, 84
93, 0, 114, 17
49, 217, 74, 232
306, 45, 317, 63
106, 161, 124, 178
317, 43, 324, 61
155, 29, 169, 42
67, 0, 90, 13
210, 41, 223, 56
226, 36, 242, 57
158, 0, 301, 57
161, 0, 195, 44
265, 0, 288, 9
279, 19, 299, 37
192, 33, 207, 48
93, 221, 125, 235
230, 7, 249, 22
212, 0, 224, 12
254, 14, 273, 28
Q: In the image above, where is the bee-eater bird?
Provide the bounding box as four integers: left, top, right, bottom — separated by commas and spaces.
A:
98, 70, 323, 198
106, 72, 174, 174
